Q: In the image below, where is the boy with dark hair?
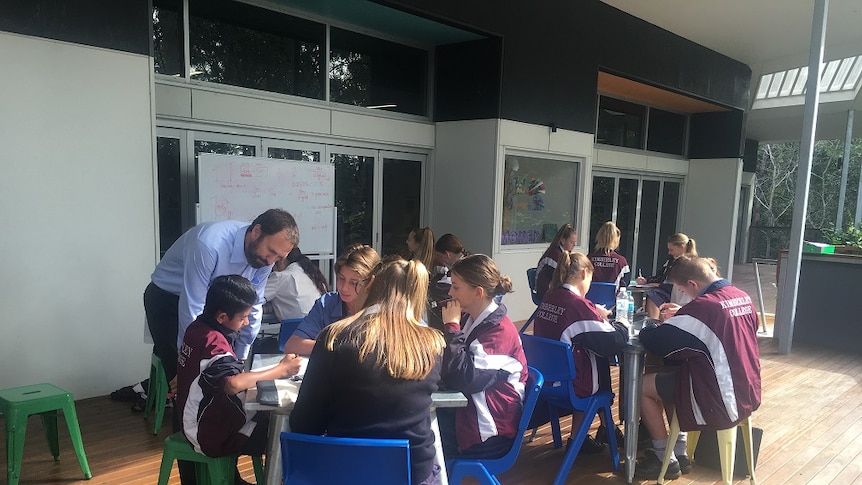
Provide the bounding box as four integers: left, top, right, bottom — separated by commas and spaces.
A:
176, 275, 301, 473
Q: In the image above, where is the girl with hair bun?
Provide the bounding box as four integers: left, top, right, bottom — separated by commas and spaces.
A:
535, 250, 628, 449
588, 221, 631, 288
438, 254, 528, 461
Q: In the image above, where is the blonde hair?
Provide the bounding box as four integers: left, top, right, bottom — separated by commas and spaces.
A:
594, 221, 621, 254
334, 244, 381, 280
409, 227, 435, 272
668, 233, 697, 256
450, 254, 513, 299
551, 251, 594, 290
324, 259, 444, 380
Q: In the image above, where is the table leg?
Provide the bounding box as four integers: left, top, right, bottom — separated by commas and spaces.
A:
430, 408, 450, 485
623, 345, 645, 484
264, 411, 290, 485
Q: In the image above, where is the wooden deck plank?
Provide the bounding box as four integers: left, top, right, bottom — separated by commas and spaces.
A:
2, 337, 862, 485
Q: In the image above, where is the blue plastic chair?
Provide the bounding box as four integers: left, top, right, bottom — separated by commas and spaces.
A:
277, 318, 303, 352
448, 366, 544, 485
585, 281, 618, 313
520, 268, 541, 332
521, 335, 620, 485
280, 432, 410, 485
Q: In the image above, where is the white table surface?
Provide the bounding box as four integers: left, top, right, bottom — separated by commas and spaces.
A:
246, 354, 467, 485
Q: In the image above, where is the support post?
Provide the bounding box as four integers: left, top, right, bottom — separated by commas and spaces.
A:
776, 0, 828, 355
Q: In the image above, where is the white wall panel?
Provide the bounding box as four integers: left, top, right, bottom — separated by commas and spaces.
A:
155, 83, 192, 118
192, 89, 331, 135
331, 111, 434, 148
682, 158, 743, 280
0, 32, 156, 398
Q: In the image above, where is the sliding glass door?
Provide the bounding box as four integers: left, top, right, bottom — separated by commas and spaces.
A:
590, 173, 681, 277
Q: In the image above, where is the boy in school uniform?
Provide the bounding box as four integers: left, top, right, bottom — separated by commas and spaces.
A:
176, 275, 301, 480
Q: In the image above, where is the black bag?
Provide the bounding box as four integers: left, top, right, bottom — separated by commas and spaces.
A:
693, 426, 763, 477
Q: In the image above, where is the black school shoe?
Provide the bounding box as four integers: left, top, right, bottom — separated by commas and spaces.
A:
634, 450, 681, 480
677, 454, 692, 474
566, 435, 606, 455
595, 424, 626, 447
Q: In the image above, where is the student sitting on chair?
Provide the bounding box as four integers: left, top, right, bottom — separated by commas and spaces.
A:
175, 275, 301, 482
637, 232, 696, 319
282, 244, 380, 356
533, 251, 628, 452
636, 256, 761, 479
438, 254, 527, 461
290, 258, 445, 485
535, 223, 578, 300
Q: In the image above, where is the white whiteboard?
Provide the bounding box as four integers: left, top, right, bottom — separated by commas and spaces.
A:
198, 153, 336, 254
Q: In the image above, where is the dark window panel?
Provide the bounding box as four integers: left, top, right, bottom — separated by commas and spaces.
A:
152, 0, 184, 77
596, 96, 645, 149
330, 27, 428, 116
647, 108, 686, 156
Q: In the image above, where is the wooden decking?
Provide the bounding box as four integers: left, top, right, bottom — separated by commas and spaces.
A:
3, 336, 861, 484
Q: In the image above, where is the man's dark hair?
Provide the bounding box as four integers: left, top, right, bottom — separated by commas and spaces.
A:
249, 209, 300, 245
202, 275, 257, 320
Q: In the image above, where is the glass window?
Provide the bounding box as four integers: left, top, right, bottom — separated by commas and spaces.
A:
330, 27, 428, 116
331, 152, 375, 254
501, 155, 580, 246
156, 137, 183, 254
152, 0, 184, 77
647, 108, 686, 156
267, 147, 320, 163
189, 0, 324, 99
596, 96, 645, 149
382, 157, 422, 257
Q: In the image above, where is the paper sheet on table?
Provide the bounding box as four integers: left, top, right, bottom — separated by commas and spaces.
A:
252, 354, 309, 379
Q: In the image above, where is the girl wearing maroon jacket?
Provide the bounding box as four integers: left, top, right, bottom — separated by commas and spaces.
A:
535, 223, 578, 300
439, 254, 527, 461
587, 221, 630, 288
533, 251, 628, 448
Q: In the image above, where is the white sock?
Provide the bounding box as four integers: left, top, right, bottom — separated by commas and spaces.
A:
652, 438, 677, 462
674, 432, 688, 457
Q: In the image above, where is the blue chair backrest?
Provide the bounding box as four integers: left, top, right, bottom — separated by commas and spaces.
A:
585, 282, 617, 311
448, 366, 544, 478
280, 432, 411, 485
521, 334, 577, 384
277, 318, 303, 352
527, 267, 541, 306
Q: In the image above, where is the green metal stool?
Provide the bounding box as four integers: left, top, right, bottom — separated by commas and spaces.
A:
0, 383, 92, 485
144, 353, 169, 434
158, 432, 265, 485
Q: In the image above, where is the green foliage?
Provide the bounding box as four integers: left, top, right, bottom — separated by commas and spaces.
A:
822, 222, 862, 248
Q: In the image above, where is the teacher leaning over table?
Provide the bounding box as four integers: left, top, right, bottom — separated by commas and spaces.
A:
290, 258, 446, 485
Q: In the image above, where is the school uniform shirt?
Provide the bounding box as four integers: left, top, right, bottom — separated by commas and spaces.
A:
151, 220, 271, 359
441, 302, 527, 452
176, 316, 254, 457
638, 279, 761, 431
293, 292, 346, 341
533, 284, 628, 397
264, 262, 324, 321
535, 244, 564, 300
290, 310, 441, 485
588, 250, 631, 288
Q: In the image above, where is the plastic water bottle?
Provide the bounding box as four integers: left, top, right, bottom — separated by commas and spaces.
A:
626, 290, 635, 326
616, 287, 629, 324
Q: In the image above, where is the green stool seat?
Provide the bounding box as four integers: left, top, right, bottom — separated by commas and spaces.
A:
0, 383, 92, 485
158, 432, 265, 485
144, 353, 170, 434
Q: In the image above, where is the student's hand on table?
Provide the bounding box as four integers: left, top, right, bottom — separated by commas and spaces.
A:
279, 353, 303, 378
635, 276, 647, 285
658, 303, 681, 321
441, 299, 462, 327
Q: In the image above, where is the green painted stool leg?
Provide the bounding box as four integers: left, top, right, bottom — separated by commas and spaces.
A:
157, 451, 175, 485
145, 354, 169, 434
61, 400, 92, 479
5, 408, 27, 485
40, 410, 61, 460
252, 455, 265, 485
